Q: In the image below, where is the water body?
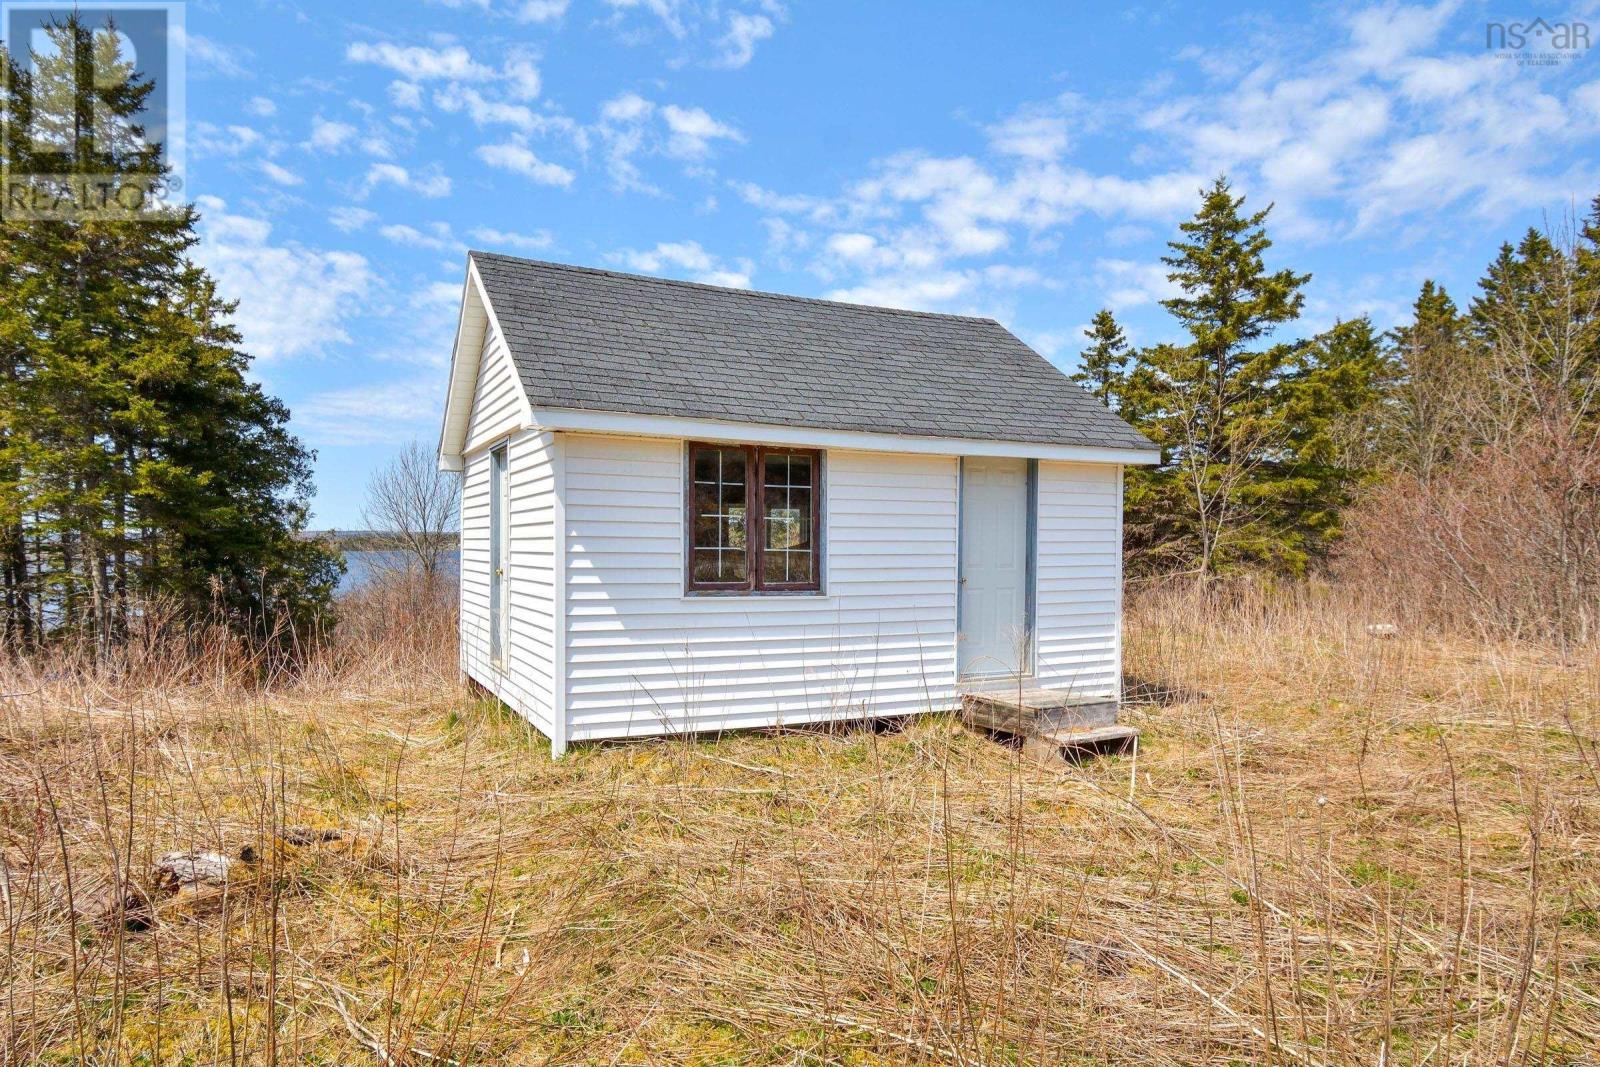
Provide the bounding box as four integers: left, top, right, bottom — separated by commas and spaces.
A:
337, 549, 460, 594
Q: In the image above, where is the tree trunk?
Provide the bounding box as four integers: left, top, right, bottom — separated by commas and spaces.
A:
1, 521, 34, 648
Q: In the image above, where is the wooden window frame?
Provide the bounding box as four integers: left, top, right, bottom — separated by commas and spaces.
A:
684, 442, 824, 595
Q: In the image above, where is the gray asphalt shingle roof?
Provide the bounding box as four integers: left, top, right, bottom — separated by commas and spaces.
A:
470, 252, 1156, 452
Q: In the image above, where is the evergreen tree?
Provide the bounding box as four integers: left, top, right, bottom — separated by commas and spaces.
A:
1578, 194, 1600, 286
1386, 280, 1473, 478
0, 16, 339, 649
1071, 309, 1130, 405
1580, 195, 1600, 400
1278, 317, 1395, 559
1116, 177, 1316, 577
1467, 227, 1598, 441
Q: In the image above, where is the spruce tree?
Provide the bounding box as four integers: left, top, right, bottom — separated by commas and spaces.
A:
1279, 317, 1395, 561
1580, 196, 1600, 400
1071, 309, 1130, 405
0, 16, 339, 649
1578, 194, 1600, 286
1386, 280, 1472, 478
1468, 228, 1598, 441
1116, 177, 1313, 577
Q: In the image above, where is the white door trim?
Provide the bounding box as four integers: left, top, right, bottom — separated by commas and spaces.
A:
957, 456, 1036, 680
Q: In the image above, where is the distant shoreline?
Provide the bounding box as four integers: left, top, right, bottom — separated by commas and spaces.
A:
305, 530, 461, 552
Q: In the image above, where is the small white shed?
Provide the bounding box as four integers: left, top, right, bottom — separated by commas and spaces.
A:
438, 253, 1159, 755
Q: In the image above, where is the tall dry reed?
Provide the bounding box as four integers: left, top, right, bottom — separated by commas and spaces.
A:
1, 577, 1595, 1064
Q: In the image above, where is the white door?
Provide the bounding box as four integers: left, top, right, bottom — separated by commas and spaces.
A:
489, 444, 509, 665
959, 457, 1030, 679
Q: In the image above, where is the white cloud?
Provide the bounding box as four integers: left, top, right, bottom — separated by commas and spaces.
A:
389, 81, 424, 109
716, 12, 774, 69
1120, 3, 1600, 240
659, 104, 743, 158
420, 280, 464, 308
1096, 258, 1181, 311
191, 122, 262, 157
610, 240, 751, 287
597, 124, 656, 193
1019, 328, 1072, 359
362, 162, 453, 199
761, 216, 810, 257
475, 139, 575, 186
180, 29, 249, 78
602, 0, 784, 66
258, 160, 304, 186
245, 96, 277, 117
469, 226, 555, 252
519, 0, 570, 21
1577, 80, 1600, 121
697, 269, 753, 288
378, 222, 460, 252
436, 87, 537, 130
193, 196, 374, 363
346, 41, 494, 81
732, 180, 839, 222
824, 232, 877, 261
306, 116, 358, 152
593, 96, 741, 188
297, 376, 441, 446
503, 53, 543, 100
1343, 0, 1456, 72
986, 96, 1081, 161
601, 92, 654, 123
329, 206, 378, 232
826, 271, 975, 311
604, 0, 688, 38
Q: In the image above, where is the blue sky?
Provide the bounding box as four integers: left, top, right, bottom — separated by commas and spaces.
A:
155, 0, 1600, 526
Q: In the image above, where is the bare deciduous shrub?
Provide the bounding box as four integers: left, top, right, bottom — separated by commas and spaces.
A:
1338, 421, 1600, 647
361, 439, 460, 592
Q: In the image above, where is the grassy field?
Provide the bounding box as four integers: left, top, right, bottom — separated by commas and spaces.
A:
2, 587, 1598, 1064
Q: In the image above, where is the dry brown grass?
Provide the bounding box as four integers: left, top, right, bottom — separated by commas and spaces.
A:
2, 582, 1597, 1065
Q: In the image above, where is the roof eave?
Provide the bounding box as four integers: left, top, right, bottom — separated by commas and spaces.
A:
529, 407, 1162, 464
439, 255, 528, 471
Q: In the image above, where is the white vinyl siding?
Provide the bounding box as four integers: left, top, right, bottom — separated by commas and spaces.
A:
458, 428, 1125, 750
463, 325, 526, 454
1031, 460, 1121, 699
561, 434, 960, 741
459, 428, 558, 735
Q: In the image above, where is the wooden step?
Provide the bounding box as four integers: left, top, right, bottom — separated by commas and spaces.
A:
960, 688, 1116, 735
1022, 724, 1139, 762
960, 685, 1135, 763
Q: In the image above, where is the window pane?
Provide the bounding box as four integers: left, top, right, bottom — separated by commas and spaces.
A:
764, 501, 806, 549
788, 546, 814, 584
694, 549, 727, 583
690, 446, 749, 584
790, 454, 814, 487
760, 541, 813, 584
762, 451, 813, 584
763, 452, 787, 488
693, 449, 719, 483
722, 451, 747, 508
